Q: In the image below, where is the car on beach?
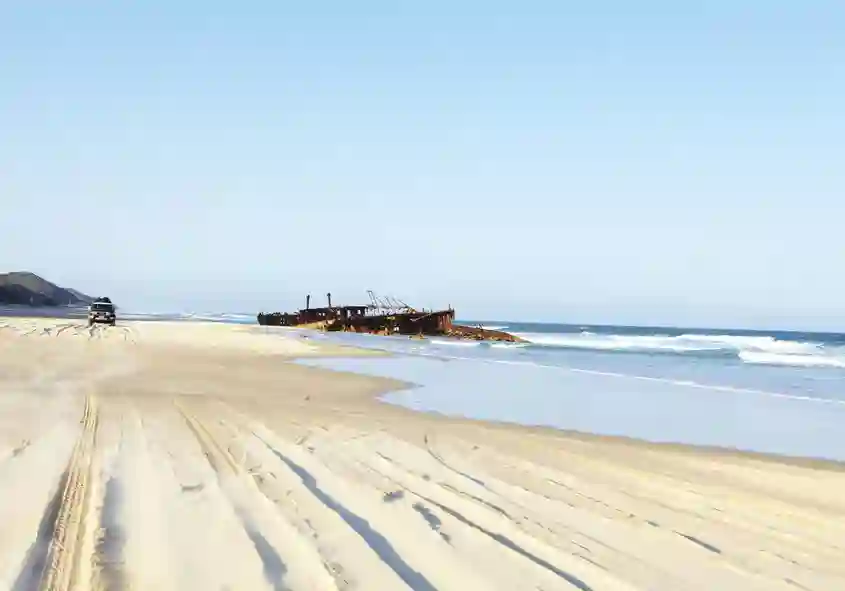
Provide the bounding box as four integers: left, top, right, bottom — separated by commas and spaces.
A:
88, 296, 117, 326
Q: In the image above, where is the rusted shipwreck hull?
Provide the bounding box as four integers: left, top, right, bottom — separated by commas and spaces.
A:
257, 295, 523, 342
257, 306, 456, 336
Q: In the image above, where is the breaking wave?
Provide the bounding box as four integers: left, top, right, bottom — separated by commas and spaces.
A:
513, 331, 845, 369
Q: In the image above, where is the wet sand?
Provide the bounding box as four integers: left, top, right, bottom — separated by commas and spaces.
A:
1, 317, 844, 590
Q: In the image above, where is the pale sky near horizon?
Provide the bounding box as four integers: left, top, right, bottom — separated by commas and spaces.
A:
2, 2, 843, 329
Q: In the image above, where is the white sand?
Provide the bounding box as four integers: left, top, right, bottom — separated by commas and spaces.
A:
1, 316, 844, 590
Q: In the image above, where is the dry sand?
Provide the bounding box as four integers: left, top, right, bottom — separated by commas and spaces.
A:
1, 316, 844, 591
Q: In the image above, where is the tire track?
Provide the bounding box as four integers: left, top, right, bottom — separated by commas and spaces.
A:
223, 427, 398, 589
239, 417, 504, 591
253, 432, 437, 591
175, 402, 239, 475
479, 449, 845, 575
214, 404, 490, 590
360, 438, 804, 591
423, 433, 487, 488
31, 395, 100, 591
301, 429, 651, 590
54, 325, 75, 338
3, 426, 78, 591
119, 327, 137, 344
89, 412, 130, 591
354, 441, 607, 589
174, 401, 340, 591
96, 407, 185, 591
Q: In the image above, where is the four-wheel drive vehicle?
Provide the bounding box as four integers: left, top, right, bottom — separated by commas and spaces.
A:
88, 298, 116, 326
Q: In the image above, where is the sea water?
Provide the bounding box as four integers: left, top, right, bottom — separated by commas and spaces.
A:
289, 322, 845, 462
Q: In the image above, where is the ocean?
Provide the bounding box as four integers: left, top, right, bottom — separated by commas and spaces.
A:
291, 321, 845, 462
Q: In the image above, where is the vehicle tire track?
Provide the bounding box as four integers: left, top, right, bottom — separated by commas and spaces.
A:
423, 433, 487, 488
174, 400, 340, 591
5, 426, 79, 591
252, 431, 438, 591
90, 418, 128, 591
54, 325, 75, 338
235, 414, 517, 590
119, 327, 137, 344
36, 395, 100, 591
364, 440, 801, 591
328, 436, 612, 590
213, 404, 477, 590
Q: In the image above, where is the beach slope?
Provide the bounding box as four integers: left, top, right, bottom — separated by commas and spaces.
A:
1, 317, 844, 590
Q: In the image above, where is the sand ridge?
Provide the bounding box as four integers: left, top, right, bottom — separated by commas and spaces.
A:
1, 317, 844, 590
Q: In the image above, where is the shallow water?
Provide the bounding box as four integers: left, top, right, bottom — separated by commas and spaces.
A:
290, 327, 845, 462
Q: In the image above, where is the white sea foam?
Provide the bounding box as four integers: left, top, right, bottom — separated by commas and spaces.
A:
513, 333, 724, 353
516, 331, 832, 355
738, 351, 845, 369
490, 342, 529, 349
508, 330, 845, 369
429, 339, 481, 347
676, 334, 821, 355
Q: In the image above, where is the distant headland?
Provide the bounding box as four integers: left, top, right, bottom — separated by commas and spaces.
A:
0, 271, 93, 307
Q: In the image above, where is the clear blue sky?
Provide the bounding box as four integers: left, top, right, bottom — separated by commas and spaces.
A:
2, 2, 843, 329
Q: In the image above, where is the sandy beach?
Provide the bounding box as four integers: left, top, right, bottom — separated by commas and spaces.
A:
0, 317, 844, 590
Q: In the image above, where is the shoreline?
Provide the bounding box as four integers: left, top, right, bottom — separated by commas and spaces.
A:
289, 344, 845, 469
3, 314, 844, 469
2, 316, 844, 589
297, 359, 845, 472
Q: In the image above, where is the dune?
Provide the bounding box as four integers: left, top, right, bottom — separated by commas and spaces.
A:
1, 316, 844, 590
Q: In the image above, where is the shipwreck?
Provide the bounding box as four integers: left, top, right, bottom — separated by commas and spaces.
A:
257, 291, 522, 343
